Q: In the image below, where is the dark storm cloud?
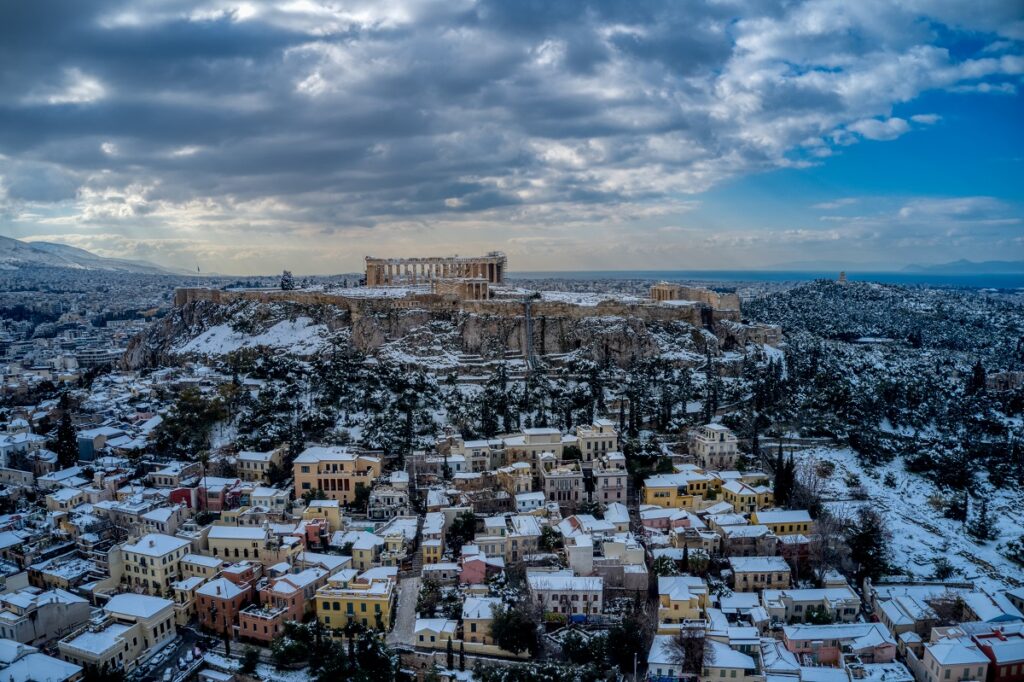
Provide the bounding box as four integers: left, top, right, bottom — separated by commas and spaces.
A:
0, 0, 1021, 263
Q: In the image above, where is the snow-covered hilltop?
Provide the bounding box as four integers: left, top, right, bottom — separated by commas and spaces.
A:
122, 281, 780, 372
0, 235, 187, 275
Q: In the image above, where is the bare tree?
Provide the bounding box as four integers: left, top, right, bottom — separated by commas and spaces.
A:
790, 454, 827, 512
670, 623, 716, 680
930, 590, 968, 625
807, 504, 853, 583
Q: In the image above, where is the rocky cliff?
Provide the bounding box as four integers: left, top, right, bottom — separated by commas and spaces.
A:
121, 295, 730, 371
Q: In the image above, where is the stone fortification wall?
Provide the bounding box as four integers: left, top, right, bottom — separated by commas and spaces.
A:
172, 287, 739, 325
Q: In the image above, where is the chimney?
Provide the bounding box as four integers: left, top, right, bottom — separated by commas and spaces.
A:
148, 539, 155, 548
216, 585, 221, 596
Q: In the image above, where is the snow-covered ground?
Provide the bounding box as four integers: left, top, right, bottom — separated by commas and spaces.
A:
176, 317, 328, 355
203, 651, 309, 682
539, 291, 644, 306
795, 446, 1024, 593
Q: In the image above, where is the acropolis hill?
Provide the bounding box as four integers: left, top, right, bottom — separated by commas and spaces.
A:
128, 253, 780, 371
175, 253, 743, 324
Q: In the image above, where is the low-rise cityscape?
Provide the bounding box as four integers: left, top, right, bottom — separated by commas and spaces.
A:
0, 248, 1021, 682
1, 2, 1022, 681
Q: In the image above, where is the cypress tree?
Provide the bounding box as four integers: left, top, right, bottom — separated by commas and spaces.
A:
55, 407, 78, 470
967, 497, 993, 541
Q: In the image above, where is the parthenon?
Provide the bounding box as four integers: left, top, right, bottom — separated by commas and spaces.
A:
365, 252, 507, 287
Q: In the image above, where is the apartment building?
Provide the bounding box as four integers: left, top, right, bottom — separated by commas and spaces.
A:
0, 588, 90, 645
592, 452, 628, 504
206, 525, 302, 566
292, 446, 382, 505
729, 556, 791, 592
539, 460, 584, 506
237, 447, 285, 483
315, 569, 396, 631
750, 510, 814, 537
690, 423, 740, 469
59, 594, 176, 674
573, 420, 619, 463
527, 572, 603, 618
121, 533, 191, 595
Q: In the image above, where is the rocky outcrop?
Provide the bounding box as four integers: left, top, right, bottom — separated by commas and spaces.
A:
123, 293, 761, 371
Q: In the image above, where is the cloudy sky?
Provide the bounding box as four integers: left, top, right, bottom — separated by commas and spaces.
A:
1, 0, 1022, 274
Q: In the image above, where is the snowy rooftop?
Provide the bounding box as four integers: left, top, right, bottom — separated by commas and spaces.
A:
123, 533, 189, 556
106, 593, 173, 619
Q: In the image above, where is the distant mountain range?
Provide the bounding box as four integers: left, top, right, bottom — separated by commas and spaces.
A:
902, 259, 1024, 274
0, 235, 193, 275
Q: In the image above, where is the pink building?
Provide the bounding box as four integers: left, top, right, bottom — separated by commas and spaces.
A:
640, 507, 700, 532
196, 577, 253, 636
459, 552, 504, 585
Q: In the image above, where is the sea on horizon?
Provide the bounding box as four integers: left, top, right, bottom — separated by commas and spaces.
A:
506, 269, 1024, 289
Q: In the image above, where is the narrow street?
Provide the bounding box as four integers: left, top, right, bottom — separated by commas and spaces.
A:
387, 576, 421, 648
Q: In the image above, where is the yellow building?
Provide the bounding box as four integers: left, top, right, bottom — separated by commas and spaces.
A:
121, 533, 191, 596
462, 596, 501, 645
180, 553, 224, 580
293, 446, 382, 505
303, 500, 345, 532
46, 488, 86, 512
414, 618, 457, 649
422, 539, 443, 564
641, 472, 714, 509
58, 594, 176, 674
237, 447, 286, 483
657, 575, 708, 632
750, 510, 812, 536
722, 480, 774, 514
729, 556, 791, 592
315, 569, 396, 631
207, 525, 302, 566
170, 576, 205, 625
501, 428, 564, 474
332, 530, 385, 571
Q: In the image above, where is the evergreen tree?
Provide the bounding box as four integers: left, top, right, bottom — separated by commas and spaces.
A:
847, 509, 891, 583
55, 404, 78, 470
682, 543, 689, 572
967, 360, 987, 395
446, 636, 454, 669
967, 497, 993, 541
773, 444, 793, 508
490, 602, 540, 656
459, 640, 466, 671
280, 270, 296, 290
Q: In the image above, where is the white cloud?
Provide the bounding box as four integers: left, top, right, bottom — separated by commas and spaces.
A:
4, 0, 1023, 272
848, 117, 911, 141
24, 68, 107, 106
814, 198, 858, 210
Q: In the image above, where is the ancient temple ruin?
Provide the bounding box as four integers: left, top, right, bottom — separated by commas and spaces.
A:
364, 252, 507, 287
